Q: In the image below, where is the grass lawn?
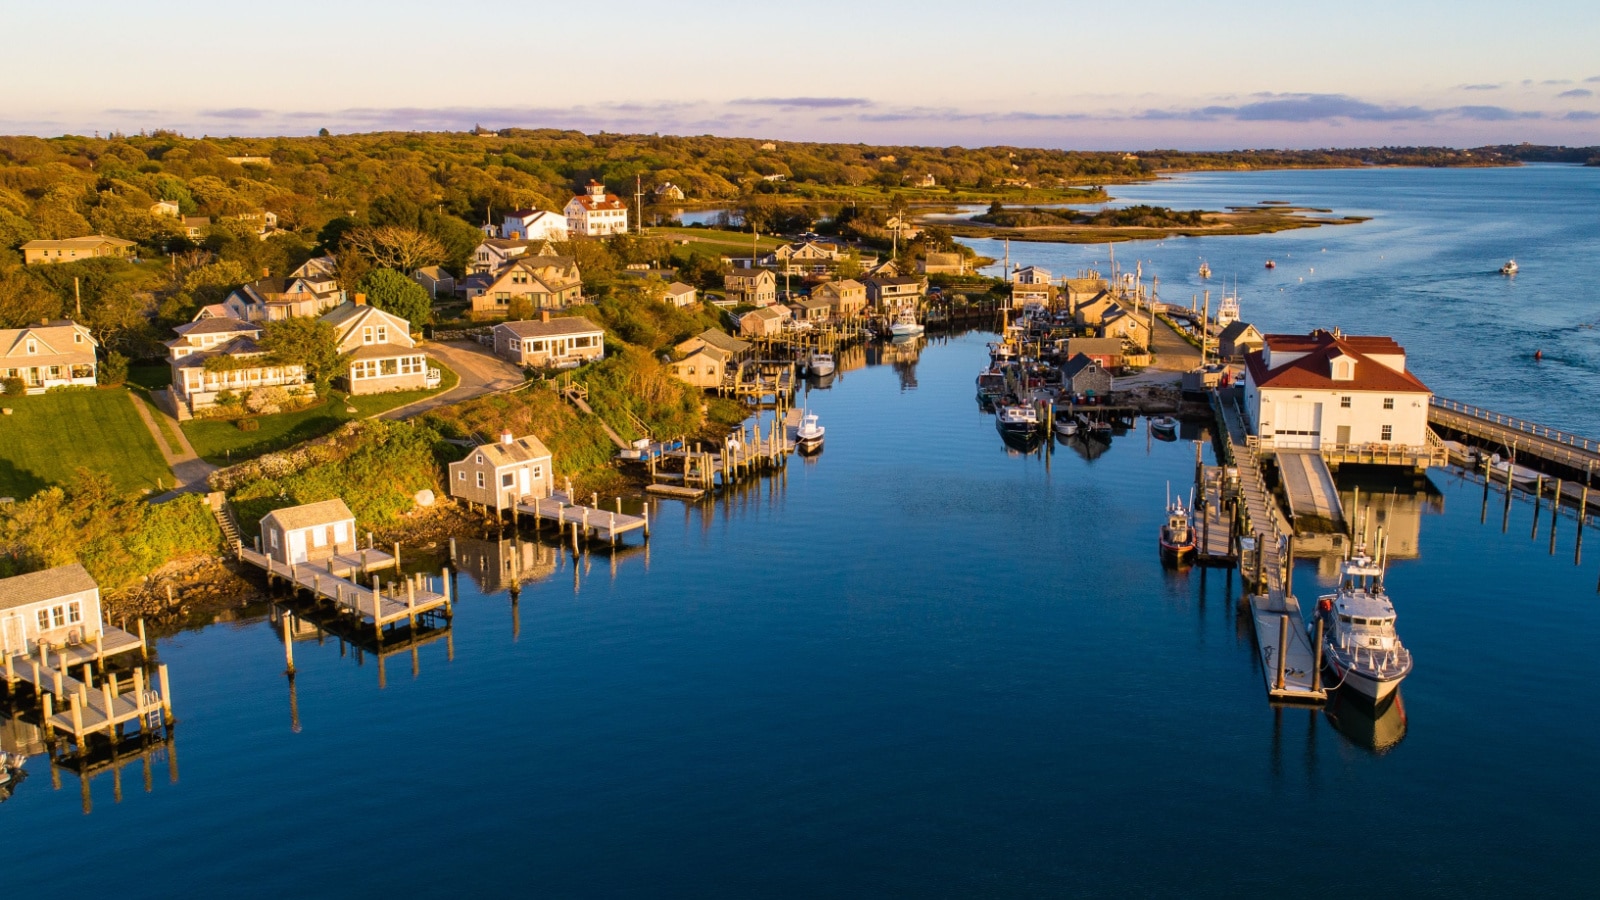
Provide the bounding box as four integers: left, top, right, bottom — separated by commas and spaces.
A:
126, 362, 173, 392
0, 388, 174, 499
654, 226, 786, 255
181, 363, 459, 465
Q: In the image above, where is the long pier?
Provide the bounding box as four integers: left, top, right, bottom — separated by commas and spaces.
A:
1212, 389, 1327, 704
1430, 397, 1600, 482
517, 489, 650, 544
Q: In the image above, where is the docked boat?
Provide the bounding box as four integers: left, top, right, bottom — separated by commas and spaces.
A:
1053, 416, 1078, 437
806, 351, 836, 377
1313, 545, 1413, 706
0, 750, 24, 802
1488, 455, 1540, 488
889, 312, 925, 337
1086, 419, 1113, 442
795, 410, 825, 453
1500, 259, 1518, 276
1158, 490, 1197, 567
975, 370, 1007, 407
995, 403, 1042, 448
1149, 415, 1178, 439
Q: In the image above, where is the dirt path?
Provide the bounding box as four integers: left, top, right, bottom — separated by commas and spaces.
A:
130, 389, 217, 496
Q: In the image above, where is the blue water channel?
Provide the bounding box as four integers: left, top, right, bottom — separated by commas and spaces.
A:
6, 326, 1598, 896
8, 166, 1600, 895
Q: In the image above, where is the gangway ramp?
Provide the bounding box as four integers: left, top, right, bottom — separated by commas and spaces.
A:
1276, 450, 1345, 530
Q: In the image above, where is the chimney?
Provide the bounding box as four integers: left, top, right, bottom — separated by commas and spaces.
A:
541, 310, 550, 323
354, 292, 367, 306
262, 267, 270, 277
501, 431, 514, 445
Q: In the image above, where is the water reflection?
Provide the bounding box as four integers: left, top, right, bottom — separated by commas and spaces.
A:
1325, 690, 1409, 755
1, 707, 179, 814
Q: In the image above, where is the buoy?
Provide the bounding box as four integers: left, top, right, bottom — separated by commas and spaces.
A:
1534, 349, 1543, 361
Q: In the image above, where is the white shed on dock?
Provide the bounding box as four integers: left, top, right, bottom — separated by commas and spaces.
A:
449, 432, 554, 512
260, 499, 357, 566
0, 563, 102, 654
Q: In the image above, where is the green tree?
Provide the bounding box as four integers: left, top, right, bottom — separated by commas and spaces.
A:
97, 350, 129, 386
261, 316, 341, 392
357, 268, 432, 329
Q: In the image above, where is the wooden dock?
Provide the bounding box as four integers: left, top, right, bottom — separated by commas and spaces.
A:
238, 547, 453, 639
1430, 396, 1600, 481
1213, 389, 1327, 704
516, 489, 650, 544
1194, 463, 1238, 566
3, 652, 173, 748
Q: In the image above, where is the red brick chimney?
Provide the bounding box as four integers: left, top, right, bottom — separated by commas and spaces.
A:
354, 292, 367, 306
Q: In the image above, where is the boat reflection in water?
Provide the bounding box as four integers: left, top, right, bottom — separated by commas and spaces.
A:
1324, 689, 1408, 755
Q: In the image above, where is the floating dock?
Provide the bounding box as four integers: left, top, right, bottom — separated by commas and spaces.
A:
1246, 590, 1327, 704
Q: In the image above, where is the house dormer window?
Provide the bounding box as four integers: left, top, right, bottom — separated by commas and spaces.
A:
26, 339, 37, 354
376, 325, 387, 343
362, 326, 374, 344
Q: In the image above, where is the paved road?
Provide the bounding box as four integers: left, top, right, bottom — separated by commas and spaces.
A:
382, 340, 527, 420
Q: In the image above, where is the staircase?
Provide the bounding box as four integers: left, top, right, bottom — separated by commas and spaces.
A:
208, 492, 243, 554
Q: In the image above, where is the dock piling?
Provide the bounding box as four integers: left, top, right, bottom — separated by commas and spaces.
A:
1275, 614, 1289, 692
282, 610, 295, 675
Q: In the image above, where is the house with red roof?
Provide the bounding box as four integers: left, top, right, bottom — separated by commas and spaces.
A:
1243, 329, 1433, 458
563, 181, 629, 237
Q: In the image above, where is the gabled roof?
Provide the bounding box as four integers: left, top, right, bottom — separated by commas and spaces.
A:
1246, 331, 1430, 393
566, 191, 628, 212
677, 328, 751, 356
0, 564, 98, 611
744, 306, 789, 322
465, 435, 552, 468
0, 321, 97, 362
863, 274, 926, 288
665, 281, 696, 296
21, 235, 135, 251
174, 316, 258, 337
291, 256, 340, 280
1219, 320, 1262, 342
322, 300, 412, 336
1065, 337, 1125, 356
414, 265, 455, 280
171, 336, 271, 368
497, 316, 603, 339
260, 498, 354, 532
1061, 353, 1106, 378
812, 279, 865, 298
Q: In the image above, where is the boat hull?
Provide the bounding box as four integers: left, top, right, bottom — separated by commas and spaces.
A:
1322, 648, 1409, 707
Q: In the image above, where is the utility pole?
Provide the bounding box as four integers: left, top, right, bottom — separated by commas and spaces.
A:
634, 174, 643, 234
74, 277, 81, 318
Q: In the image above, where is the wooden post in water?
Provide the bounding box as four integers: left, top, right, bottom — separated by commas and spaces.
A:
441, 566, 453, 617
138, 619, 148, 660
406, 579, 417, 631
282, 610, 295, 675
70, 693, 85, 747
158, 664, 173, 726
643, 504, 651, 538
41, 693, 54, 740
1284, 534, 1295, 597
1275, 614, 1289, 692
1253, 532, 1265, 593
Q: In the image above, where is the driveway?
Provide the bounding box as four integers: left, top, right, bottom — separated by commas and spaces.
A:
382, 340, 527, 419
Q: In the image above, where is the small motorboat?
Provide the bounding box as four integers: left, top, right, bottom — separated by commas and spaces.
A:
795, 410, 825, 453
1500, 259, 1518, 276
807, 351, 836, 377
0, 750, 25, 802
1488, 454, 1539, 488
1086, 419, 1113, 442
1264, 259, 1277, 269
1158, 490, 1197, 567
889, 312, 924, 337
1053, 416, 1079, 437
995, 403, 1042, 448
1149, 415, 1178, 440
1198, 261, 1211, 279
1314, 544, 1412, 707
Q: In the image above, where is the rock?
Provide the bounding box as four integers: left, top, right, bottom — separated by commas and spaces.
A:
415, 489, 435, 507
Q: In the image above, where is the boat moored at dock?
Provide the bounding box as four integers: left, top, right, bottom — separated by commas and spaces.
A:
1158, 489, 1197, 567
1313, 545, 1413, 707
795, 410, 825, 453
995, 403, 1042, 448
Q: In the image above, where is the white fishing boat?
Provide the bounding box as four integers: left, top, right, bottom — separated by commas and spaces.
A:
1500, 259, 1518, 276
1149, 416, 1178, 439
795, 410, 825, 453
1488, 454, 1540, 487
1198, 260, 1212, 279
807, 351, 836, 377
1312, 543, 1413, 706
1053, 416, 1078, 437
995, 402, 1042, 448
889, 312, 924, 336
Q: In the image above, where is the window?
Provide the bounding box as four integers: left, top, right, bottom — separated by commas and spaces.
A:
1383, 397, 1394, 410
26, 340, 36, 355
1381, 424, 1393, 441
68, 602, 81, 624
475, 454, 483, 464
458, 471, 466, 481
502, 473, 515, 487
531, 466, 542, 479
476, 472, 485, 489
312, 527, 327, 548
1340, 396, 1351, 408
362, 326, 374, 344
376, 325, 387, 342
269, 529, 279, 549
52, 606, 66, 628
334, 522, 348, 543
37, 609, 50, 630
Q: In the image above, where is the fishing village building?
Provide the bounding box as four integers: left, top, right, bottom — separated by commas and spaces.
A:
664, 281, 698, 307
493, 314, 606, 368
1218, 321, 1265, 360
724, 269, 777, 306
448, 432, 554, 513
166, 315, 311, 414
323, 297, 438, 395
0, 564, 103, 654
465, 255, 584, 319
1061, 353, 1113, 397
740, 305, 790, 337
0, 321, 98, 393
670, 329, 752, 390
863, 274, 928, 312
564, 181, 629, 236
760, 240, 842, 276
810, 279, 867, 319
1243, 329, 1433, 455
223, 274, 344, 322
21, 235, 135, 266
498, 209, 568, 243
259, 499, 357, 566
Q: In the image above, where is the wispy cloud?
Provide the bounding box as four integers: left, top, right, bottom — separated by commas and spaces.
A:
730, 97, 872, 109
199, 107, 268, 119
1459, 83, 1501, 91
1557, 88, 1594, 99
1588, 75, 1600, 83
1135, 93, 1535, 124
1541, 79, 1574, 85
1564, 110, 1600, 120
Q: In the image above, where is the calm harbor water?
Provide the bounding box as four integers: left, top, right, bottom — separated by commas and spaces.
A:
6, 168, 1599, 896
962, 164, 1600, 436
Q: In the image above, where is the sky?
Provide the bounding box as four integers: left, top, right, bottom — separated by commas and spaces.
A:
5, 0, 1599, 149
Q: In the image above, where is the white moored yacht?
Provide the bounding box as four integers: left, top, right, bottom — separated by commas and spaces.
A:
806, 351, 836, 377
1313, 542, 1413, 706
889, 311, 924, 337
795, 409, 825, 453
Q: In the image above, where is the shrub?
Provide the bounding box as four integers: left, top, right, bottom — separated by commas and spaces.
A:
236, 418, 260, 432
2, 377, 24, 397
97, 351, 129, 386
